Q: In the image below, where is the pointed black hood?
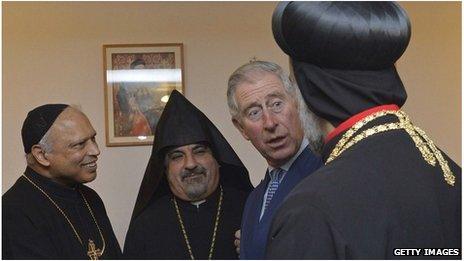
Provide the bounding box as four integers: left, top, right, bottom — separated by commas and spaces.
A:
130, 90, 253, 220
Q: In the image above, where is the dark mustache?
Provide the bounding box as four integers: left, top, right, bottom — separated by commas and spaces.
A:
181, 166, 207, 180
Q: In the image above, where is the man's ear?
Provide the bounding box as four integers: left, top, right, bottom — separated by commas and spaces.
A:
31, 145, 51, 167
232, 118, 250, 141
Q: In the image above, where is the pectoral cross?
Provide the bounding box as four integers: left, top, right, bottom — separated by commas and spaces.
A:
87, 239, 102, 260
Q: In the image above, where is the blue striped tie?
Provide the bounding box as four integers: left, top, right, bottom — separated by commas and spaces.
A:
264, 168, 284, 212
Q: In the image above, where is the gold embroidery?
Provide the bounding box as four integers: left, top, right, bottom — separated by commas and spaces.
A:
326, 110, 455, 186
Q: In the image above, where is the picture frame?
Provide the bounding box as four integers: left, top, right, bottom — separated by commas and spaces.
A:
103, 43, 184, 146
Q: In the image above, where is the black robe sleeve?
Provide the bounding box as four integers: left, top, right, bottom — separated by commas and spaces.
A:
266, 201, 348, 259
2, 203, 57, 259
3, 181, 122, 260
123, 219, 146, 259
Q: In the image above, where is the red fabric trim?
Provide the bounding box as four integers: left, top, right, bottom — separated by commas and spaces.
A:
325, 104, 400, 143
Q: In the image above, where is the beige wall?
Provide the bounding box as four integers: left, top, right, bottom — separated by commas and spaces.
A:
398, 2, 461, 162
3, 2, 461, 248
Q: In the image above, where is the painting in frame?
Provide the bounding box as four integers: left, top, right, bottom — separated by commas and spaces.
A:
103, 43, 184, 146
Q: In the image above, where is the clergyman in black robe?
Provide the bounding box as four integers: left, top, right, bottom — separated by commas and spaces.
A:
124, 90, 253, 259
3, 104, 122, 259
266, 2, 461, 259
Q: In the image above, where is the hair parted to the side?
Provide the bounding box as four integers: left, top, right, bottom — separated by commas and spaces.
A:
226, 60, 323, 154
227, 61, 297, 119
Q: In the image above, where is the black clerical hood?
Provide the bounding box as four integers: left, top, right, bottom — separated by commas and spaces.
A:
272, 2, 410, 127
131, 90, 253, 220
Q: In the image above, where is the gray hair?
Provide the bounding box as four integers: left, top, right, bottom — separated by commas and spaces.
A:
25, 125, 55, 166
227, 61, 297, 119
227, 60, 324, 155
38, 128, 54, 153
24, 105, 90, 166
25, 105, 84, 161
297, 93, 325, 155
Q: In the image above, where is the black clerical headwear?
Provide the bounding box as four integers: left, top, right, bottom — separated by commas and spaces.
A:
272, 1, 411, 127
131, 90, 253, 220
21, 104, 69, 153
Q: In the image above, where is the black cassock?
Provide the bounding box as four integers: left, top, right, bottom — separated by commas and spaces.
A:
266, 115, 461, 259
123, 90, 253, 259
124, 186, 247, 259
268, 2, 461, 259
2, 167, 122, 259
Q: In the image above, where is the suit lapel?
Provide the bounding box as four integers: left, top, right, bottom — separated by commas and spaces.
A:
241, 176, 268, 257
250, 176, 269, 224
260, 147, 315, 222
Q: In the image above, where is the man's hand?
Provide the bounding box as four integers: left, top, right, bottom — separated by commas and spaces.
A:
234, 229, 241, 255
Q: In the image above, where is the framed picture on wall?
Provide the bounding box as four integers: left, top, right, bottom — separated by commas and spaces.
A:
103, 43, 184, 146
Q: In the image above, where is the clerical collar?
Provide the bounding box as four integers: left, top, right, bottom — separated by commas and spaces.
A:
190, 200, 206, 208
325, 104, 400, 143
24, 167, 80, 200
320, 105, 402, 163
173, 186, 220, 211
268, 138, 309, 173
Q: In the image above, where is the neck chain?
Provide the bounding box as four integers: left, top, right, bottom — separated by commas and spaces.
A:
325, 110, 455, 186
172, 186, 223, 260
22, 174, 106, 260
